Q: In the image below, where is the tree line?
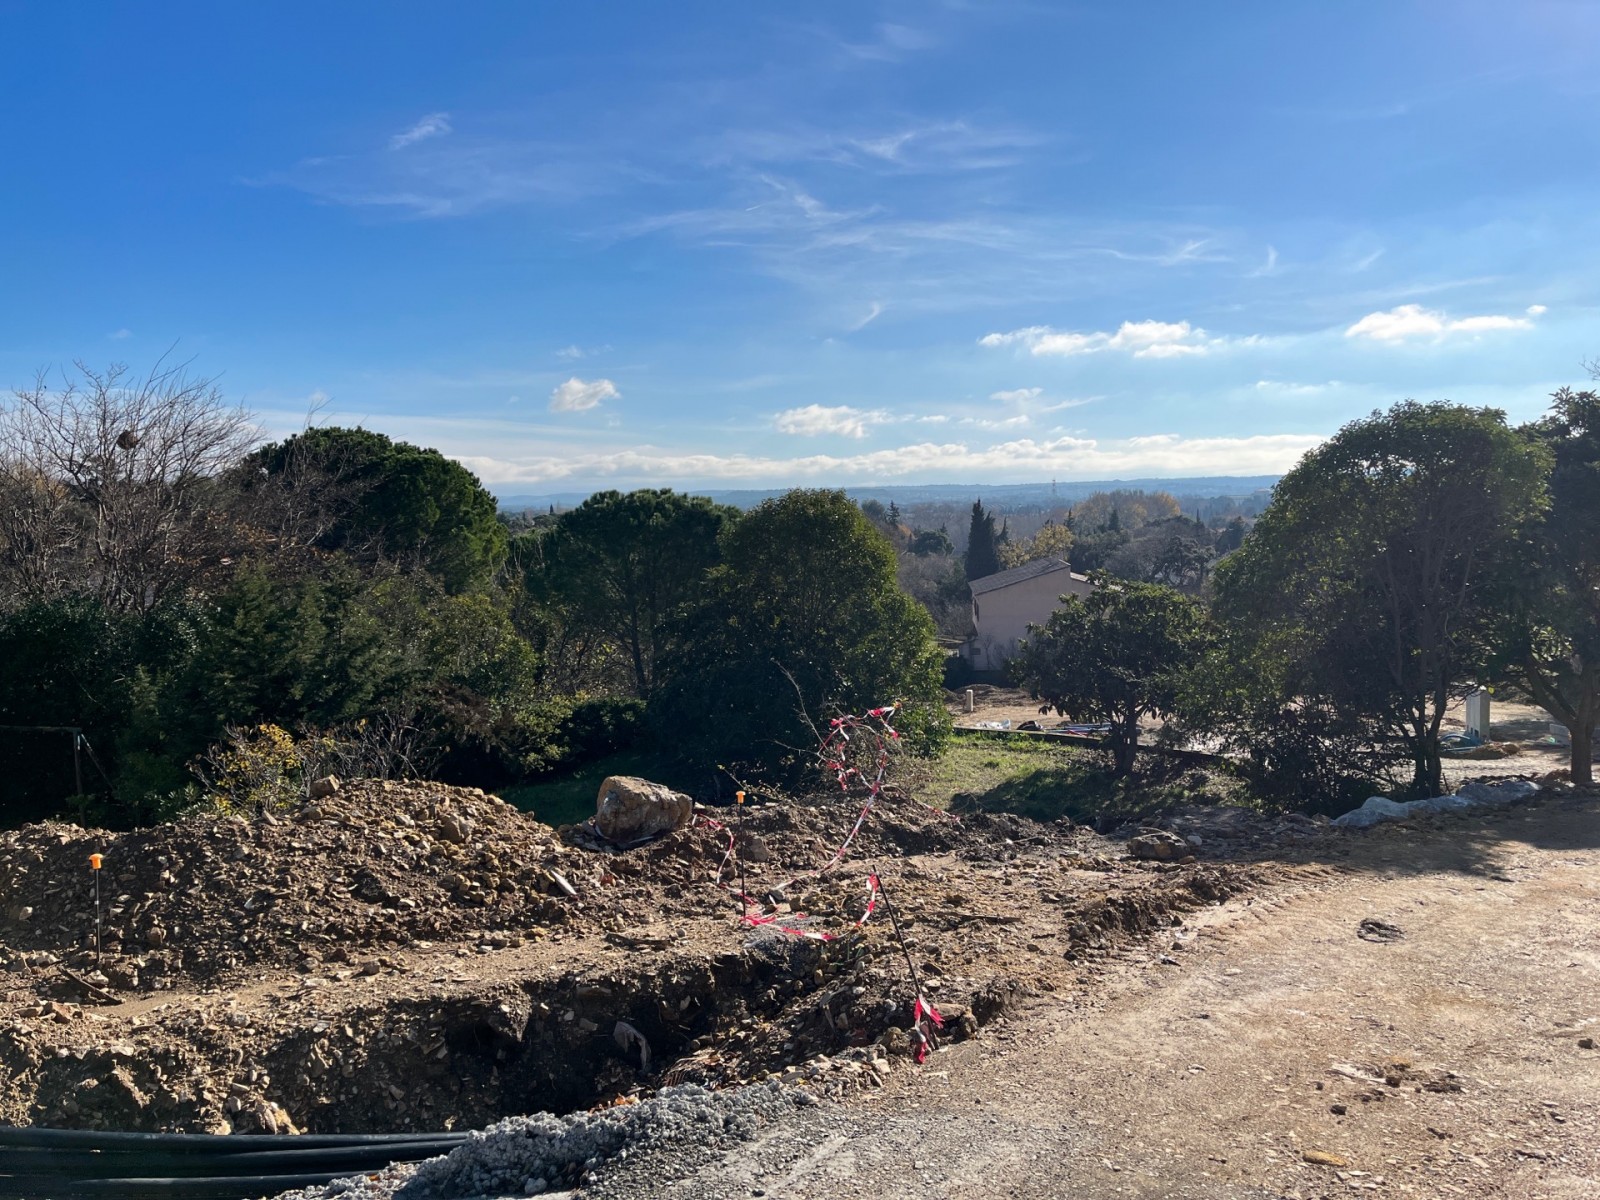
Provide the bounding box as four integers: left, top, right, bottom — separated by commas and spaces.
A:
0, 361, 948, 827
1012, 390, 1600, 801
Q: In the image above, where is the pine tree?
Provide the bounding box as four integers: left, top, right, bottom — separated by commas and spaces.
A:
965, 501, 1001, 581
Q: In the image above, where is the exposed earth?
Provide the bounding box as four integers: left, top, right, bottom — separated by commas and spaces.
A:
0, 764, 1595, 1199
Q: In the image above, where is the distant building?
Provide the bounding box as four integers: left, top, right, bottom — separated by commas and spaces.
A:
964, 558, 1095, 673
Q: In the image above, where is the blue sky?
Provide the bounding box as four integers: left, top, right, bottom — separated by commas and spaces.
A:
3, 2, 1598, 494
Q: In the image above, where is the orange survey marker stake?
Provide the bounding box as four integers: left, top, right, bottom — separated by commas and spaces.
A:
89, 852, 104, 966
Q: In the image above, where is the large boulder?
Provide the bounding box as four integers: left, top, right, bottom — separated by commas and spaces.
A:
1127, 830, 1189, 861
594, 776, 694, 844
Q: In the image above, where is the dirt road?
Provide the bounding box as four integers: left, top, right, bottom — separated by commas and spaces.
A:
594, 795, 1600, 1200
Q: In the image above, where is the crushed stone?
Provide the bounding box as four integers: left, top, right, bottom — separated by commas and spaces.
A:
269, 1081, 808, 1200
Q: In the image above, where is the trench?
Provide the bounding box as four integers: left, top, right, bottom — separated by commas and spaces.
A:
6, 932, 853, 1140
2, 857, 1263, 1198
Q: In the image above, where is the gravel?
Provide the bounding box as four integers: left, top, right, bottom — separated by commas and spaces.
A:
270, 1082, 811, 1200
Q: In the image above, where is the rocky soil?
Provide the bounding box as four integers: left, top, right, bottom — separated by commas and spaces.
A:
0, 775, 1293, 1141
3, 767, 1590, 1200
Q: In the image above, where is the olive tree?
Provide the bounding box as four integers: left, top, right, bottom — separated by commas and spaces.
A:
1482, 387, 1600, 783
1010, 577, 1208, 776
1216, 401, 1548, 796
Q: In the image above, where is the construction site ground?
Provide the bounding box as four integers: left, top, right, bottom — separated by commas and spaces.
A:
590, 785, 1600, 1200
0, 767, 1596, 1198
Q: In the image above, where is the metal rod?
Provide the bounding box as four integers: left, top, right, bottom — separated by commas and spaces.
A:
871, 864, 926, 1003
735, 790, 748, 912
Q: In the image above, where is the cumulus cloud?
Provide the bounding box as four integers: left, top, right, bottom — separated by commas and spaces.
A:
1344, 303, 1545, 343
774, 404, 888, 438
455, 431, 1325, 488
390, 112, 452, 150
549, 377, 619, 412
980, 319, 1227, 359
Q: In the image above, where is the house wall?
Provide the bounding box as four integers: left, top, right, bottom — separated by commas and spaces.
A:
968, 570, 1095, 671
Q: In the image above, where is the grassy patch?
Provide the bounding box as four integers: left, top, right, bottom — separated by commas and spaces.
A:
901, 731, 1251, 826
498, 751, 673, 828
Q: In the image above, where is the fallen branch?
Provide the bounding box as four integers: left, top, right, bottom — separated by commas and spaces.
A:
55, 965, 122, 1006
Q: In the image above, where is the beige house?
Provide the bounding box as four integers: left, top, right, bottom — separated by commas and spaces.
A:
964, 558, 1095, 672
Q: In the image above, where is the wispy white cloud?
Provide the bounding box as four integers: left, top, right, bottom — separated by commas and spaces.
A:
549, 377, 619, 412
1344, 302, 1545, 343
390, 112, 452, 151
849, 301, 884, 331
989, 387, 1042, 403
837, 22, 937, 63
774, 403, 889, 438
109, 328, 132, 340
960, 414, 1031, 430
712, 119, 1040, 174
457, 430, 1326, 488
1095, 238, 1229, 267
555, 343, 612, 360
1250, 245, 1279, 277
265, 125, 609, 218
1254, 379, 1339, 398
981, 318, 1242, 359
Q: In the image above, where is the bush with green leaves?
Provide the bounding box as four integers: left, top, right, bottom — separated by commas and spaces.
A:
1010, 576, 1209, 777
652, 489, 950, 780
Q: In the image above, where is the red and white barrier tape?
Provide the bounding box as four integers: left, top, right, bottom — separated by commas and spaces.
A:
911, 994, 944, 1064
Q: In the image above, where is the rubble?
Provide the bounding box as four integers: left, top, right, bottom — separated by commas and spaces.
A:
0, 769, 1366, 1140
1332, 779, 1540, 828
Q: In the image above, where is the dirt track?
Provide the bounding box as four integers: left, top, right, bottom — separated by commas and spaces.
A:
593, 792, 1600, 1199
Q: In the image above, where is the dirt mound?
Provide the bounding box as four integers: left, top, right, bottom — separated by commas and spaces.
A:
0, 781, 1068, 994
0, 774, 1285, 1140
0, 781, 580, 985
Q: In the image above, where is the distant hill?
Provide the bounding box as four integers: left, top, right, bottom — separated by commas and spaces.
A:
496, 475, 1280, 513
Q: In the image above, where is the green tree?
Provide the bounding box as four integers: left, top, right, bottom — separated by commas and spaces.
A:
1214, 516, 1248, 555
1217, 401, 1548, 796
998, 520, 1075, 569
654, 489, 949, 775
1482, 387, 1600, 783
527, 489, 734, 699
198, 564, 391, 729
249, 427, 507, 592
908, 528, 954, 557
1010, 578, 1209, 776
964, 500, 1001, 581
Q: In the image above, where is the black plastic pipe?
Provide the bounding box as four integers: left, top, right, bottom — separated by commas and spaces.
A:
0, 1171, 358, 1199
0, 1138, 462, 1175
0, 1124, 465, 1150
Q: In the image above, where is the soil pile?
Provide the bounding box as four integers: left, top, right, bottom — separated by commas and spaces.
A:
0, 781, 581, 985
0, 775, 1285, 1141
